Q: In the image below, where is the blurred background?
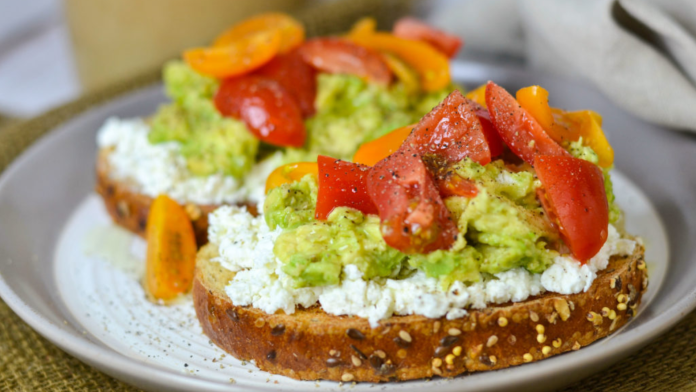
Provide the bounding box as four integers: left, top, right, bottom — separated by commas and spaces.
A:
1, 0, 695, 131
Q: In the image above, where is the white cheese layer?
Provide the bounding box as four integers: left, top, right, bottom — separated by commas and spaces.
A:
96, 117, 278, 205
208, 206, 637, 327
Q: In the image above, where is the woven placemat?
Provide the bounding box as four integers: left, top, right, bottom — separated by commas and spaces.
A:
1, 0, 695, 390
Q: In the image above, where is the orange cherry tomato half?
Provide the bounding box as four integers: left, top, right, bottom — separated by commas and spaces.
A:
381, 52, 420, 93
349, 31, 450, 92
347, 17, 377, 40
353, 124, 414, 166
406, 90, 493, 165
213, 12, 305, 53
265, 162, 318, 194
315, 155, 378, 220
465, 84, 487, 108
367, 146, 458, 254
254, 49, 317, 117
393, 17, 463, 58
214, 75, 306, 147
535, 155, 609, 262
145, 195, 197, 302
298, 38, 392, 87
485, 81, 569, 166
184, 29, 281, 78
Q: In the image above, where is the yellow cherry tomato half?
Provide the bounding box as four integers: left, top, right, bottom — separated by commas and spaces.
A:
465, 84, 487, 108
382, 52, 420, 93
145, 195, 197, 302
213, 12, 304, 53
184, 29, 281, 78
353, 124, 414, 167
517, 85, 614, 167
347, 17, 377, 40
349, 31, 450, 92
265, 162, 319, 193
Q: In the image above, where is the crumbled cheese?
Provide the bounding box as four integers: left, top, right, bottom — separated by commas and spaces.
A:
208, 206, 637, 327
96, 117, 278, 205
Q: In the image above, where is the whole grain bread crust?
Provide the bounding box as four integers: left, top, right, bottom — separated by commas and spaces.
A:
193, 243, 648, 382
95, 149, 257, 245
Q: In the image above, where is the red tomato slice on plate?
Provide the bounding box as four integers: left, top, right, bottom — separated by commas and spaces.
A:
406, 90, 492, 165
367, 147, 458, 254
214, 75, 306, 147
297, 38, 392, 87
534, 155, 609, 262
254, 49, 317, 118
485, 81, 569, 165
393, 17, 463, 58
315, 155, 378, 220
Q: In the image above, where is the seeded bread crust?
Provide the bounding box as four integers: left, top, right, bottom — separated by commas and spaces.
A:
193, 243, 648, 382
95, 149, 257, 245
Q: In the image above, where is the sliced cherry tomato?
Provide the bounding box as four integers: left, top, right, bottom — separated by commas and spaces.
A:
213, 12, 304, 53
265, 162, 318, 193
472, 102, 504, 158
406, 90, 492, 165
393, 17, 462, 58
434, 170, 478, 198
382, 52, 420, 93
214, 75, 306, 147
517, 85, 614, 167
254, 49, 317, 117
347, 17, 377, 40
146, 195, 197, 301
316, 155, 378, 220
485, 81, 569, 166
465, 84, 487, 108
184, 30, 281, 78
367, 147, 458, 253
353, 124, 414, 166
535, 155, 609, 262
297, 38, 392, 86
349, 31, 450, 92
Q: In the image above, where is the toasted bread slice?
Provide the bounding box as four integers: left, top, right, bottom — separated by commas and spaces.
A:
193, 243, 647, 382
95, 149, 257, 245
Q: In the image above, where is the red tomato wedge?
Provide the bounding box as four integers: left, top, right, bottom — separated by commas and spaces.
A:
297, 38, 392, 87
254, 49, 317, 117
406, 90, 492, 165
315, 155, 378, 220
485, 81, 569, 165
534, 155, 609, 262
214, 75, 306, 147
393, 17, 463, 58
472, 102, 505, 158
367, 147, 458, 254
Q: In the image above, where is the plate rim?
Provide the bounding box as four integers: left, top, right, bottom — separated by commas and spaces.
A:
0, 61, 689, 391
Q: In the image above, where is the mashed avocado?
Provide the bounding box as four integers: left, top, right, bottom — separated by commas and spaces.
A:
148, 61, 454, 179
265, 157, 565, 289
149, 62, 259, 178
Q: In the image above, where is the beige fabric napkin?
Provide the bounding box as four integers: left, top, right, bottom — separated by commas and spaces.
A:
430, 0, 696, 132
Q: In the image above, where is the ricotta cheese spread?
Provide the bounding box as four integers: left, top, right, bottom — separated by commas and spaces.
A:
96, 117, 277, 205
208, 206, 637, 327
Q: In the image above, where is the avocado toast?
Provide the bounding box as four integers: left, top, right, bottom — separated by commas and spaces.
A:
95, 14, 460, 244
191, 82, 647, 381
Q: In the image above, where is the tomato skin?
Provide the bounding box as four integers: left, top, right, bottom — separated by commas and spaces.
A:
406, 90, 492, 165
485, 81, 569, 165
315, 155, 378, 220
472, 102, 504, 158
254, 49, 317, 117
367, 147, 458, 254
393, 17, 463, 58
297, 38, 392, 86
214, 75, 306, 147
534, 155, 609, 262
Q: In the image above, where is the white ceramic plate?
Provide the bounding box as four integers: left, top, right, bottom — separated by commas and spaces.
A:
1, 62, 694, 392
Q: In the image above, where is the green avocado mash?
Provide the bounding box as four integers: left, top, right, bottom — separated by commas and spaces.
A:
148, 61, 454, 179
264, 156, 580, 288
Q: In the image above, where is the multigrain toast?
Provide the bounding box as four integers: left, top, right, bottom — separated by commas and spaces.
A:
95, 150, 257, 245
193, 242, 648, 382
